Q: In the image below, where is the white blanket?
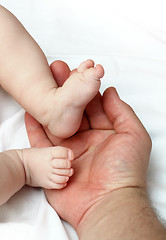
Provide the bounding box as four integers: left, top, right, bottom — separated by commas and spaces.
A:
0, 0, 166, 239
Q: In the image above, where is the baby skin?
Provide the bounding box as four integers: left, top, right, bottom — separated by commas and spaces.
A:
0, 5, 104, 205
0, 5, 104, 138
41, 59, 104, 137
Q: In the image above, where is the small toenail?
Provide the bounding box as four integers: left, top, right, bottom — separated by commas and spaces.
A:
67, 161, 71, 168
70, 169, 74, 176
68, 150, 74, 160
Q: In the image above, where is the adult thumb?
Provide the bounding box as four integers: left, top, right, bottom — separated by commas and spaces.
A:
103, 87, 150, 138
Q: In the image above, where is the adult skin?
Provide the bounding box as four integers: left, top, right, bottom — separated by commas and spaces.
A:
25, 61, 166, 239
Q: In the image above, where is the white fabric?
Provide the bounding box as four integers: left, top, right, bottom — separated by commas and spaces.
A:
0, 0, 166, 239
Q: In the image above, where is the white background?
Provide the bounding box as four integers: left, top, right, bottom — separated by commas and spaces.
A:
0, 0, 166, 239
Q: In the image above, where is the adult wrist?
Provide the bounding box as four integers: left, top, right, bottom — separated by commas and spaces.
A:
77, 187, 166, 240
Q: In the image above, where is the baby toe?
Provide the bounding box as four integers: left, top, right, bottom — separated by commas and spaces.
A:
94, 64, 105, 78
53, 168, 74, 177
46, 182, 67, 190
51, 147, 74, 160
50, 174, 69, 184
52, 158, 71, 169
51, 146, 68, 159
77, 59, 94, 73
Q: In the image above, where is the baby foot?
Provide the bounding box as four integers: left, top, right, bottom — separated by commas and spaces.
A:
20, 146, 74, 189
76, 59, 104, 98
48, 59, 104, 137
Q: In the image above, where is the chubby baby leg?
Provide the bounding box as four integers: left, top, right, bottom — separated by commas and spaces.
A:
0, 150, 26, 206
18, 146, 74, 189
48, 59, 104, 137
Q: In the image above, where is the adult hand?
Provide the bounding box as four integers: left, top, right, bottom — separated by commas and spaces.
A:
25, 61, 151, 233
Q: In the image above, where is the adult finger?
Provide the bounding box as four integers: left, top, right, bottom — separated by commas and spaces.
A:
103, 87, 150, 138
25, 112, 53, 147
50, 60, 71, 87
85, 92, 113, 130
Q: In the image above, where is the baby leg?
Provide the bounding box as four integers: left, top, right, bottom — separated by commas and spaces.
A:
19, 146, 74, 189
48, 59, 104, 137
0, 150, 26, 206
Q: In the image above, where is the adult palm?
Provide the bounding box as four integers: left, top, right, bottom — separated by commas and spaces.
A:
25, 61, 151, 231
